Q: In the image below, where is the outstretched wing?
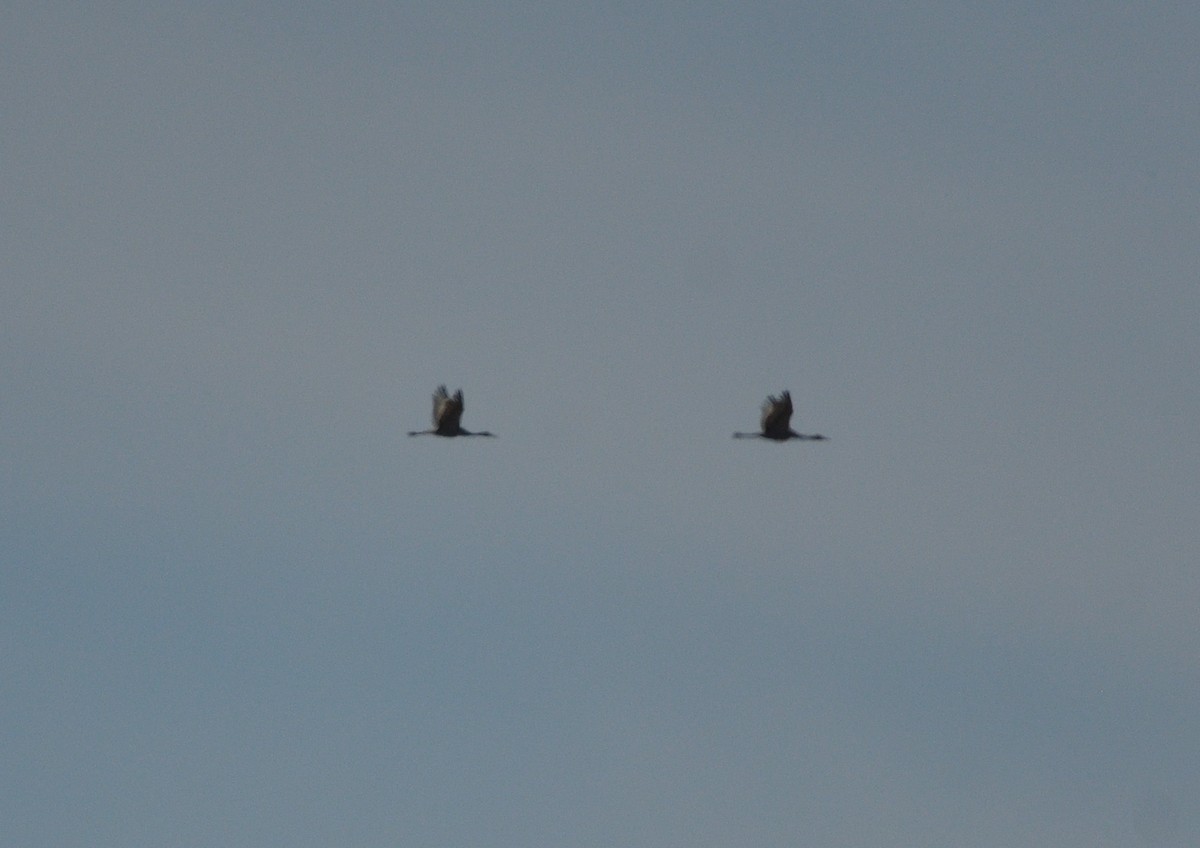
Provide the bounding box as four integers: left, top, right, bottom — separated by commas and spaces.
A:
760, 391, 793, 438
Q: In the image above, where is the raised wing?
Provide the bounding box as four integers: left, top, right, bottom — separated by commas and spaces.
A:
432, 385, 464, 433
759, 391, 794, 438
431, 385, 449, 425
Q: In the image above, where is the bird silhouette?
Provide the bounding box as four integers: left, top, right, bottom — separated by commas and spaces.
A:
408, 385, 495, 437
733, 390, 827, 442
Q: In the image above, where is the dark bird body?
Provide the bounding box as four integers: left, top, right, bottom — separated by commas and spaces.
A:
408, 385, 495, 437
734, 390, 827, 442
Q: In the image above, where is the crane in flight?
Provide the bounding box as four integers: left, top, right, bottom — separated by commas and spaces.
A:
408, 385, 495, 437
733, 390, 827, 442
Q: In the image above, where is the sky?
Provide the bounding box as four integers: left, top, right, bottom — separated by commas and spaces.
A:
3, 2, 1198, 845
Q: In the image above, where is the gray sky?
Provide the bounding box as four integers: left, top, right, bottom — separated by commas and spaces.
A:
4, 3, 1198, 846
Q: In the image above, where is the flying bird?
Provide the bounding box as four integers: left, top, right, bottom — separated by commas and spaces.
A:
408, 385, 495, 437
733, 390, 827, 442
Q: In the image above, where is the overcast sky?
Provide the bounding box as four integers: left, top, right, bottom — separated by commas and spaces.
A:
4, 3, 1198, 846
